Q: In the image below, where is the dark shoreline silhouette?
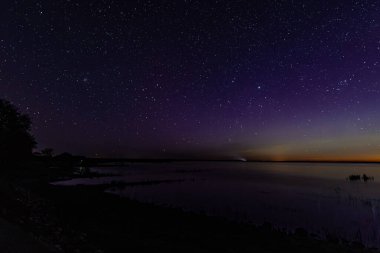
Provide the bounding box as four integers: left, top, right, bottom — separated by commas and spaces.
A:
0, 161, 373, 253
82, 157, 380, 166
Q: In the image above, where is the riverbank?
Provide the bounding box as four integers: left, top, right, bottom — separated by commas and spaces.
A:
0, 162, 376, 252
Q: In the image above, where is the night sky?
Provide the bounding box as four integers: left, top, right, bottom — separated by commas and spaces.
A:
1, 0, 380, 161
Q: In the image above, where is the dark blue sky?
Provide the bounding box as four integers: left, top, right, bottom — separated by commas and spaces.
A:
1, 0, 380, 160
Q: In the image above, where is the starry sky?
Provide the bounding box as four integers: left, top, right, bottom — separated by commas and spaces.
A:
1, 0, 380, 161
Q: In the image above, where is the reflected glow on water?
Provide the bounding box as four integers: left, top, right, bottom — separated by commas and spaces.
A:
53, 162, 380, 247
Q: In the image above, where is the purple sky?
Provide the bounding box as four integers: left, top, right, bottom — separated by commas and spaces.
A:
1, 0, 380, 160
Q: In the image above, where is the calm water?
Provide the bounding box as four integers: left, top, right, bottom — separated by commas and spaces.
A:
53, 162, 380, 247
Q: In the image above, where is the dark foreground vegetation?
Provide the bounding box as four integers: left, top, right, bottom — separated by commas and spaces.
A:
0, 160, 376, 253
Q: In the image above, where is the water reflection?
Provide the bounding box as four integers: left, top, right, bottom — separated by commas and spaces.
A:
53, 162, 380, 248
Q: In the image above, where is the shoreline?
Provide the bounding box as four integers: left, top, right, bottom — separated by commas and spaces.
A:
0, 162, 376, 253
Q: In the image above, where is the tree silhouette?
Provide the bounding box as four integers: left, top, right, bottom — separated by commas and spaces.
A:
0, 99, 36, 160
41, 148, 54, 157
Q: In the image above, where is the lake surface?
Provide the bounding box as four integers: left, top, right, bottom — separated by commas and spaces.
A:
53, 162, 380, 248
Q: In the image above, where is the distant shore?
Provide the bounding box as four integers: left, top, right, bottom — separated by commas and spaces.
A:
83, 157, 380, 165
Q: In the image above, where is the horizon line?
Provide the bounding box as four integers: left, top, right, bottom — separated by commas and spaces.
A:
81, 157, 380, 164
